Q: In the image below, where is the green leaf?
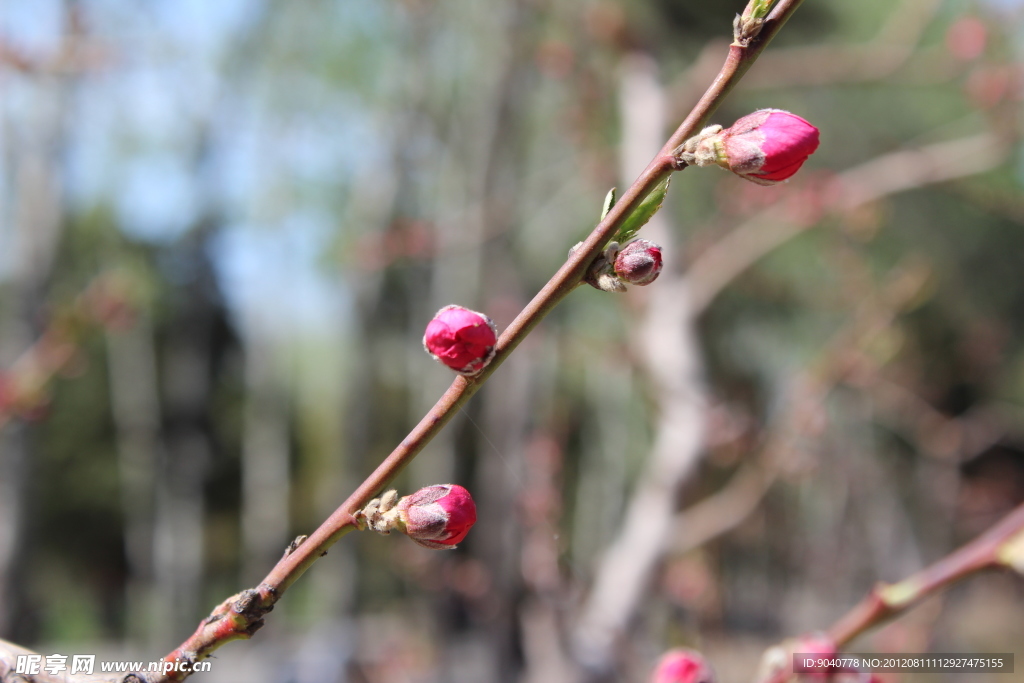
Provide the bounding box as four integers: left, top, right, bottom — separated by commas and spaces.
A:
878, 577, 924, 608
998, 528, 1024, 575
613, 176, 671, 244
752, 0, 775, 20
600, 187, 616, 220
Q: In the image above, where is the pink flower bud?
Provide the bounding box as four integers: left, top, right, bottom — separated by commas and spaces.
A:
795, 633, 837, 658
614, 239, 663, 286
792, 633, 839, 675
651, 649, 715, 683
396, 484, 477, 549
719, 109, 820, 185
423, 305, 498, 376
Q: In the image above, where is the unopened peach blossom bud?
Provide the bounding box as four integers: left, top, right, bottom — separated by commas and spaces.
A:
651, 649, 716, 683
423, 305, 498, 376
677, 110, 819, 186
717, 109, 820, 185
396, 484, 477, 550
614, 239, 663, 286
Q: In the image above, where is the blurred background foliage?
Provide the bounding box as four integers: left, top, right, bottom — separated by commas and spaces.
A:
1, 0, 1023, 682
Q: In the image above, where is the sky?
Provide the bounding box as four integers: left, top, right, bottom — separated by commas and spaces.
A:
3, 0, 1024, 340
0, 0, 378, 340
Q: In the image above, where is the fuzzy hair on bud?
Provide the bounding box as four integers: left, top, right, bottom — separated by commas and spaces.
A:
651, 649, 716, 683
614, 239, 663, 286
396, 484, 477, 549
423, 305, 498, 376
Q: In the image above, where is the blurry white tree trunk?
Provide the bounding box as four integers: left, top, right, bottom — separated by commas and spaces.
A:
153, 304, 213, 645
106, 316, 161, 646
0, 426, 27, 638
241, 330, 290, 581
573, 53, 707, 680
0, 72, 69, 637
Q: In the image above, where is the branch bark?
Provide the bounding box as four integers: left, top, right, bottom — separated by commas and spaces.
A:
828, 502, 1024, 647
755, 501, 1024, 683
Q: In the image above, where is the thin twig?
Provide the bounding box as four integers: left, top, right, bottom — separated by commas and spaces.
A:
757, 501, 1024, 683
572, 121, 1010, 676
830, 501, 1024, 646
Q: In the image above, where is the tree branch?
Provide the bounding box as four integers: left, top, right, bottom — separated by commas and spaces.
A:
757, 501, 1024, 683
0, 0, 809, 679
828, 501, 1024, 647
152, 1, 813, 677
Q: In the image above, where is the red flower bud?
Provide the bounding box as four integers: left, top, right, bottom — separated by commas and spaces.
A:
423, 305, 498, 376
396, 484, 477, 549
651, 649, 715, 683
613, 239, 663, 286
719, 109, 819, 185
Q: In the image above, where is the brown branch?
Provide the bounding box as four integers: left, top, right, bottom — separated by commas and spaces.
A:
856, 378, 1011, 463
131, 0, 811, 679
0, 273, 137, 430
829, 500, 1024, 646
0, 18, 111, 75
572, 0, 823, 664
668, 130, 1015, 586
669, 0, 949, 106
756, 501, 1024, 683
670, 462, 779, 556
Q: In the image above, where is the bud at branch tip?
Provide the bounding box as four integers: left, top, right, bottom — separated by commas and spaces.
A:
734, 0, 774, 45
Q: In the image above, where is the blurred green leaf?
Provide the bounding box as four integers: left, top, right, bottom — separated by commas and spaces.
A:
601, 187, 616, 221
613, 176, 671, 244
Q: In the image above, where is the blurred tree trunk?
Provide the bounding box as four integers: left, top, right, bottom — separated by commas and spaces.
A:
241, 329, 290, 582
151, 231, 224, 645
106, 315, 162, 646
464, 1, 539, 680
0, 49, 71, 639
574, 53, 707, 682
0, 424, 29, 640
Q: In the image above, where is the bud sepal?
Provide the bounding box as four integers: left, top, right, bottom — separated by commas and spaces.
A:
733, 0, 775, 46
571, 241, 627, 293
